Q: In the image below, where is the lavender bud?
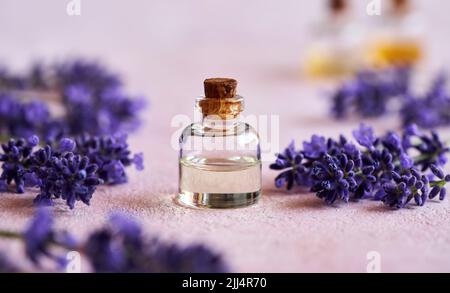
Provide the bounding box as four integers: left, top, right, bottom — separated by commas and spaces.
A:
59, 138, 76, 153
439, 187, 447, 201
430, 165, 445, 179
429, 186, 441, 199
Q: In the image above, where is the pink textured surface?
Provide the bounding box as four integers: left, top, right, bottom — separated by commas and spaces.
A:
1, 0, 450, 272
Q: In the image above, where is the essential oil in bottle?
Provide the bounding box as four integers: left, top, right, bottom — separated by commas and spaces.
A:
177, 78, 261, 209
365, 0, 424, 68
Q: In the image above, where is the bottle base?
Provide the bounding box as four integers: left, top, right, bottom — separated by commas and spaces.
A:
177, 190, 260, 209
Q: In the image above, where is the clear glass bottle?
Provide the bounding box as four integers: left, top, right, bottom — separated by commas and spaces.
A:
304, 0, 362, 79
365, 0, 424, 68
177, 78, 261, 209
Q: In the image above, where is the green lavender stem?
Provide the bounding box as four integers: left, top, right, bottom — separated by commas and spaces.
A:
0, 229, 74, 250
413, 153, 437, 164
430, 180, 447, 188
0, 230, 22, 240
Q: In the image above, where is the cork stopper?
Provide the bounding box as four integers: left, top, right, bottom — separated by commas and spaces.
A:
204, 78, 237, 99
329, 0, 348, 14
198, 78, 243, 119
392, 0, 411, 14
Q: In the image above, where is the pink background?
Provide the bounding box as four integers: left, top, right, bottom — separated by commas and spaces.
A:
1, 0, 450, 272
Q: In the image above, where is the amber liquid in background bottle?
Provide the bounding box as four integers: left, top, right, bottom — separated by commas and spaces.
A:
369, 41, 422, 67
365, 0, 424, 68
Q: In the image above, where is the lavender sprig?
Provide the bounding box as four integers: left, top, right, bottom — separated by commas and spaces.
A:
75, 134, 144, 185
23, 208, 77, 266
0, 209, 229, 273
271, 124, 450, 209
331, 67, 450, 129
401, 73, 450, 129
0, 135, 144, 209
0, 59, 146, 140
0, 136, 39, 193
31, 149, 103, 209
331, 67, 411, 119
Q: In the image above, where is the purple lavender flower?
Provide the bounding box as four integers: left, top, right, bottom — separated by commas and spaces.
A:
28, 135, 40, 147
354, 83, 390, 117
85, 213, 228, 273
428, 165, 450, 201
401, 124, 420, 150
430, 164, 445, 179
271, 125, 450, 209
84, 227, 128, 273
401, 72, 450, 128
63, 87, 145, 136
382, 182, 411, 209
329, 67, 450, 129
63, 84, 98, 135
427, 71, 448, 96
84, 213, 146, 273
353, 165, 377, 200
62, 80, 145, 136
382, 168, 428, 209
59, 138, 76, 153
310, 152, 358, 204
1, 133, 142, 209
364, 148, 394, 178
303, 135, 327, 159
332, 67, 411, 120
102, 160, 127, 184
352, 124, 377, 150
400, 153, 414, 169
31, 148, 102, 209
0, 180, 7, 192
23, 208, 77, 266
154, 243, 228, 273
381, 132, 403, 154
410, 131, 449, 171
55, 60, 121, 93
42, 119, 69, 143
98, 87, 146, 134
65, 84, 92, 104
23, 208, 54, 264
1, 59, 146, 139
269, 141, 305, 190
75, 134, 144, 185
110, 213, 143, 244
401, 96, 436, 129
0, 137, 37, 193
331, 82, 356, 118
133, 153, 144, 171
0, 93, 50, 138
2, 210, 228, 273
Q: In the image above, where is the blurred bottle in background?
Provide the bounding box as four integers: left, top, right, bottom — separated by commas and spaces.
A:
303, 0, 362, 79
365, 0, 425, 68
